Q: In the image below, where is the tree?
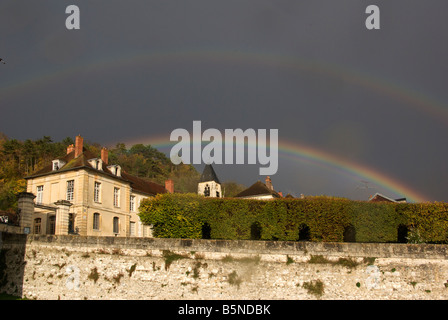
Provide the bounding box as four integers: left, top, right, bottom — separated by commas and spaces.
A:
222, 181, 247, 197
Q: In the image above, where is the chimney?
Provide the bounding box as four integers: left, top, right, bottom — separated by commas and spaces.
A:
165, 179, 174, 194
265, 176, 273, 190
75, 135, 83, 158
101, 147, 108, 165
67, 144, 75, 155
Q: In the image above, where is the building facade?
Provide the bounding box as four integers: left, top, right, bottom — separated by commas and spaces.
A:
24, 135, 171, 237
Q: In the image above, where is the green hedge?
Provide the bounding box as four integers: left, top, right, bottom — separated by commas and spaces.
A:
139, 193, 448, 243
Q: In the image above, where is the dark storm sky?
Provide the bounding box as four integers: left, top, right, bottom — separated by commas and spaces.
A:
1, 1, 447, 202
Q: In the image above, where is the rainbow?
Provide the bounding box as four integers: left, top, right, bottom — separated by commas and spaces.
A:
120, 134, 430, 203
1, 48, 437, 202
1, 49, 448, 124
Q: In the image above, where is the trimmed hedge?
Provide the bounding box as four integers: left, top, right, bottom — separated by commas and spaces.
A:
139, 193, 448, 243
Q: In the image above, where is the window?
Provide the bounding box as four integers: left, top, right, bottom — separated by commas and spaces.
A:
69, 213, 75, 234
130, 221, 135, 236
94, 182, 101, 203
113, 187, 120, 207
66, 180, 74, 201
130, 195, 135, 212
88, 158, 103, 171
107, 165, 121, 177
48, 215, 56, 234
36, 185, 44, 204
33, 218, 41, 234
52, 159, 65, 171
113, 217, 119, 234
93, 213, 100, 230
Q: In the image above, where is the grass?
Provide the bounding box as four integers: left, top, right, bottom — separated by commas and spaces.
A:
363, 257, 376, 265
302, 280, 325, 298
227, 271, 243, 288
0, 293, 24, 300
221, 254, 261, 264
88, 267, 99, 283
337, 258, 359, 269
307, 255, 375, 269
192, 261, 202, 279
127, 263, 137, 277
113, 272, 124, 284
163, 250, 188, 270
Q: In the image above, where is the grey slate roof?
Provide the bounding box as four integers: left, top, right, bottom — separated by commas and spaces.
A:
200, 164, 220, 184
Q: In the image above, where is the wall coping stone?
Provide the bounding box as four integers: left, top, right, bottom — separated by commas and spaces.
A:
1, 233, 445, 260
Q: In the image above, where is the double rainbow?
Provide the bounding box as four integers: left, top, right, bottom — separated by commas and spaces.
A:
1, 48, 438, 202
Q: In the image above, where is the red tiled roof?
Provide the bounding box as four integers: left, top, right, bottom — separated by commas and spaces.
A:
235, 181, 280, 198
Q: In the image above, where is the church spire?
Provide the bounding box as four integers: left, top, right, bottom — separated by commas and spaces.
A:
198, 164, 222, 198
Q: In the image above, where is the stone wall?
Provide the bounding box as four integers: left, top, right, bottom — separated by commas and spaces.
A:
0, 224, 21, 234
1, 232, 448, 300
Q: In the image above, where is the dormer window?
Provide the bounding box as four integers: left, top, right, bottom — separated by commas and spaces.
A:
52, 159, 65, 171
107, 165, 121, 177
88, 158, 103, 171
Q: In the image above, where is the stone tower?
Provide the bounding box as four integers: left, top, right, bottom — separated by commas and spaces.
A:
198, 164, 222, 198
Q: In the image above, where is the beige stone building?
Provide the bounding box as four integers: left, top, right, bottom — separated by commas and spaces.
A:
24, 135, 172, 237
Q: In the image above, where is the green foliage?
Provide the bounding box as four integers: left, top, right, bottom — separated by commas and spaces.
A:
227, 271, 242, 288
221, 181, 247, 197
396, 202, 448, 243
348, 201, 404, 243
107, 143, 200, 193
88, 267, 99, 284
0, 134, 67, 212
162, 250, 188, 270
138, 193, 448, 243
363, 257, 376, 265
140, 194, 205, 239
0, 179, 26, 212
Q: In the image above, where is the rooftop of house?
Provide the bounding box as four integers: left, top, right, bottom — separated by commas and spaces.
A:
235, 180, 281, 198
368, 192, 407, 203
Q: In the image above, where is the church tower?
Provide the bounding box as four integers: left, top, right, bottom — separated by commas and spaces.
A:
198, 164, 222, 198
